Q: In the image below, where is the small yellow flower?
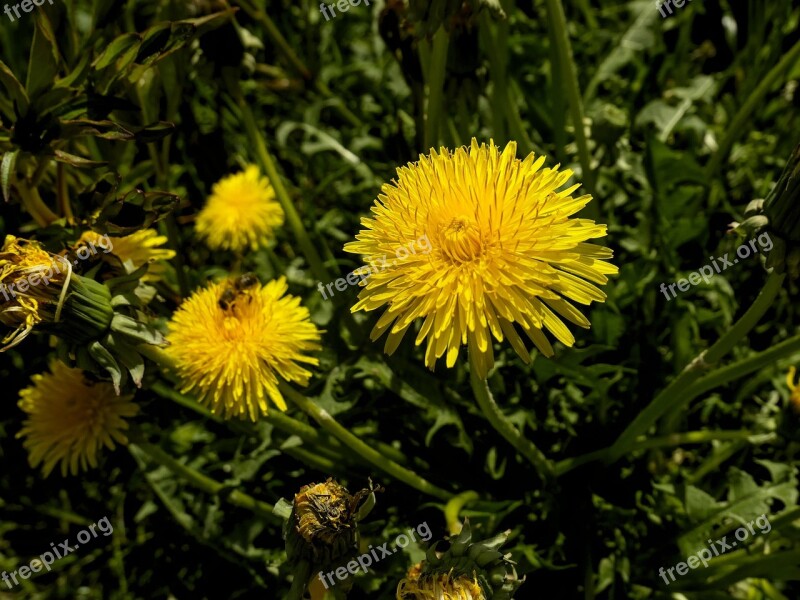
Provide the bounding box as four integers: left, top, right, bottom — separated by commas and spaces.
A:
786, 367, 800, 413
77, 229, 175, 282
397, 571, 485, 600
345, 139, 617, 379
17, 361, 139, 477
195, 165, 285, 252
166, 276, 321, 420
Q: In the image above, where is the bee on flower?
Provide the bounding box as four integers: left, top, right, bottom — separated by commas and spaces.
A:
165, 275, 322, 420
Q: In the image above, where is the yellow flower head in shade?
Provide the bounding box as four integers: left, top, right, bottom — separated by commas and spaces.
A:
17, 361, 139, 477
787, 367, 800, 413
77, 230, 175, 282
397, 571, 485, 600
166, 276, 321, 420
344, 139, 618, 379
195, 165, 285, 252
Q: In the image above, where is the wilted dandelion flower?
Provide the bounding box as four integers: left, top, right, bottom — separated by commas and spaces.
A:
195, 165, 285, 252
166, 276, 321, 420
17, 361, 139, 477
397, 572, 485, 600
345, 139, 618, 378
78, 229, 175, 281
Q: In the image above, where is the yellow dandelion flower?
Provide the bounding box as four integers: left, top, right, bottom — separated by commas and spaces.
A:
786, 367, 800, 413
397, 571, 485, 600
195, 165, 285, 252
77, 229, 175, 282
17, 361, 139, 477
344, 139, 618, 378
166, 276, 321, 420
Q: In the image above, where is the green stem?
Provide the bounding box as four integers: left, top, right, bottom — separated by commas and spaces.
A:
684, 332, 800, 401
280, 383, 454, 501
287, 559, 312, 600
544, 0, 595, 201
469, 353, 555, 482
228, 78, 332, 284
705, 37, 800, 179
129, 438, 280, 522
607, 272, 785, 463
424, 28, 449, 151
480, 12, 508, 141
555, 430, 775, 477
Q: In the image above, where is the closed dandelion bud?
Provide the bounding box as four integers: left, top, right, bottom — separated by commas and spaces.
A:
397, 520, 524, 600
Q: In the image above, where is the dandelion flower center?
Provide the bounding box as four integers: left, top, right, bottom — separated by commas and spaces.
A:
437, 216, 482, 263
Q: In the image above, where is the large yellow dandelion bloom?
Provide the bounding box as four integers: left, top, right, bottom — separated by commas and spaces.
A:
397, 571, 485, 600
166, 276, 321, 420
195, 165, 285, 252
345, 139, 617, 378
17, 361, 139, 477
77, 229, 175, 281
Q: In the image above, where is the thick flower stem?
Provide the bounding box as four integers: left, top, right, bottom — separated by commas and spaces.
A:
544, 0, 595, 208
280, 383, 454, 502
469, 353, 555, 482
607, 272, 785, 463
226, 76, 332, 284
16, 178, 58, 227
424, 28, 449, 151
128, 438, 281, 523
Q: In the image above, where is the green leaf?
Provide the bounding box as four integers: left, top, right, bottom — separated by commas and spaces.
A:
0, 59, 29, 116
110, 313, 166, 346
52, 149, 107, 168
26, 12, 61, 100
92, 33, 142, 70
1, 150, 18, 204
88, 340, 123, 394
